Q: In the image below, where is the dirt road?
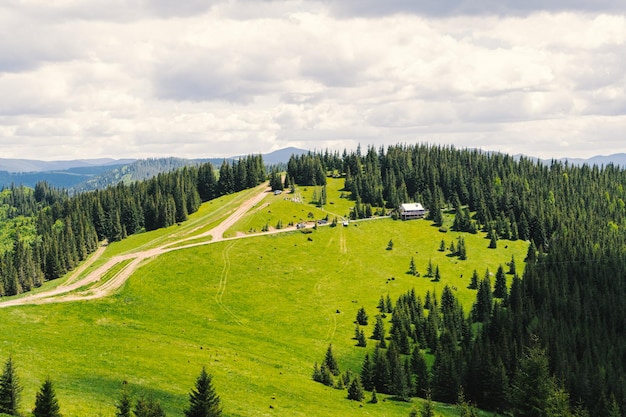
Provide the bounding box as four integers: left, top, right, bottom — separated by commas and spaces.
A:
0, 183, 279, 308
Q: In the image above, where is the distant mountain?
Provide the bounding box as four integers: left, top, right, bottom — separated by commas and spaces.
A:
261, 147, 309, 164
0, 148, 309, 191
0, 158, 135, 173
72, 157, 202, 193
557, 153, 626, 167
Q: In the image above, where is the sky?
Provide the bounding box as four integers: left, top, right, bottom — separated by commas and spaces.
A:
0, 0, 624, 161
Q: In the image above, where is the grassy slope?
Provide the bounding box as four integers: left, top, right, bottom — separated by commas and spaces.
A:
0, 184, 527, 417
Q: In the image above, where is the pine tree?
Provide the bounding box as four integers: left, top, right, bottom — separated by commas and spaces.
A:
324, 344, 340, 376
369, 388, 378, 404
356, 307, 369, 325
493, 265, 507, 300
510, 340, 554, 417
115, 385, 132, 417
385, 294, 394, 313
408, 257, 418, 276
0, 355, 22, 416
360, 353, 374, 391
134, 395, 165, 417
372, 315, 385, 340
411, 348, 430, 398
356, 329, 367, 347
433, 265, 441, 282
32, 378, 61, 417
377, 295, 386, 312
420, 391, 436, 417
488, 233, 497, 249
347, 377, 365, 401
468, 270, 479, 290
184, 367, 222, 417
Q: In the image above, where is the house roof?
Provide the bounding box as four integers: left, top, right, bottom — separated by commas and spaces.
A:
401, 203, 425, 211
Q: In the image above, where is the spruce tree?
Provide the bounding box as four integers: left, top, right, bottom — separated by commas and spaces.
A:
356, 307, 369, 326
184, 367, 222, 417
324, 344, 340, 376
134, 395, 165, 417
0, 355, 22, 416
360, 353, 374, 391
510, 341, 554, 417
356, 329, 367, 347
115, 385, 132, 417
372, 315, 385, 341
420, 391, 436, 417
32, 378, 61, 417
493, 265, 507, 300
408, 257, 417, 276
369, 388, 378, 404
347, 377, 364, 402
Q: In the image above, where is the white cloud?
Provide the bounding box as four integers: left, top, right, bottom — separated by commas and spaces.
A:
0, 2, 623, 160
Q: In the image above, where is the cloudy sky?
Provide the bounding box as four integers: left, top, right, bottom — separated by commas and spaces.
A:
1, 0, 624, 161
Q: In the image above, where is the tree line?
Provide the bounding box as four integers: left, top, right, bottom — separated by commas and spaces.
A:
301, 144, 626, 415
0, 155, 265, 297
0, 355, 222, 417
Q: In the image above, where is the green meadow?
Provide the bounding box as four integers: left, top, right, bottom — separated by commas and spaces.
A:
0, 183, 527, 417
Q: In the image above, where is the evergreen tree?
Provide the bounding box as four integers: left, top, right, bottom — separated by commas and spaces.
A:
115, 385, 132, 417
372, 315, 385, 341
356, 307, 369, 326
411, 348, 430, 398
324, 344, 340, 376
360, 353, 374, 391
508, 254, 516, 275
184, 367, 222, 417
356, 328, 367, 347
0, 355, 22, 416
134, 396, 165, 417
377, 295, 386, 312
493, 265, 507, 300
488, 233, 497, 249
420, 391, 436, 417
32, 378, 61, 417
408, 257, 418, 276
510, 341, 554, 417
347, 377, 365, 402
433, 265, 441, 282
471, 273, 492, 322
467, 270, 479, 290
369, 388, 378, 404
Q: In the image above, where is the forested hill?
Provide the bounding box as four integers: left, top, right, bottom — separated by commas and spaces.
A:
0, 155, 264, 296
71, 157, 206, 193
288, 145, 626, 415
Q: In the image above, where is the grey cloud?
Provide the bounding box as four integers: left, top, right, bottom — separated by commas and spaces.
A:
2, 0, 218, 23
324, 0, 626, 17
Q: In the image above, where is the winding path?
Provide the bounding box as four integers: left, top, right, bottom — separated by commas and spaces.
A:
0, 183, 297, 308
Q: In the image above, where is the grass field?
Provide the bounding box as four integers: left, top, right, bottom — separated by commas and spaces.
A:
0, 183, 527, 417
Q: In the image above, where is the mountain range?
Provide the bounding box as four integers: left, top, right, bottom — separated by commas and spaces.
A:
0, 147, 309, 191
1, 148, 624, 192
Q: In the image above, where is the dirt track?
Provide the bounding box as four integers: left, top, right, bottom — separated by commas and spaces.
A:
0, 183, 295, 308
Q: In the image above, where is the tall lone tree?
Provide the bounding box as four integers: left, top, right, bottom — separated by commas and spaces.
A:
0, 355, 22, 416
184, 367, 222, 417
32, 378, 61, 417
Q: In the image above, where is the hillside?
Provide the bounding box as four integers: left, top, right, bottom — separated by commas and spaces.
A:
0, 144, 624, 416
0, 181, 525, 417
